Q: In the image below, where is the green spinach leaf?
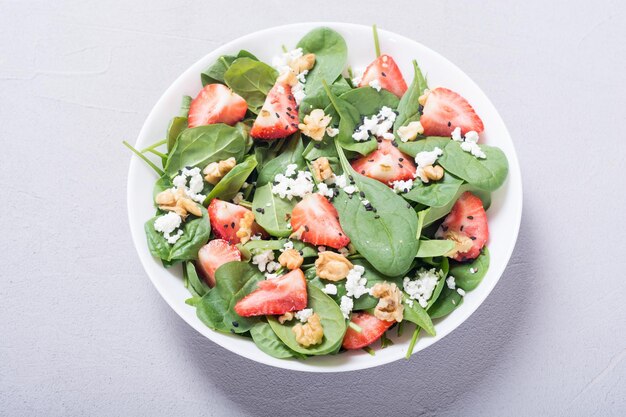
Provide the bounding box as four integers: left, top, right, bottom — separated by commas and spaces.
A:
203, 155, 257, 205
201, 50, 258, 86
394, 60, 428, 135
438, 141, 509, 191
423, 185, 492, 227
428, 286, 463, 319
251, 184, 296, 238
403, 298, 436, 336
299, 76, 351, 122
297, 27, 348, 94
184, 261, 210, 297
415, 239, 455, 258
451, 247, 490, 291
224, 57, 278, 114
256, 134, 305, 187
404, 172, 464, 208
397, 136, 450, 157
250, 321, 304, 359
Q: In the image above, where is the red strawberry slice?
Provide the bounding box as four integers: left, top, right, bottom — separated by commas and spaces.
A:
435, 191, 489, 261
250, 82, 299, 140
234, 269, 307, 317
342, 312, 394, 350
351, 140, 416, 185
208, 199, 267, 244
290, 194, 350, 249
197, 239, 241, 287
188, 84, 247, 128
358, 54, 408, 98
420, 87, 484, 136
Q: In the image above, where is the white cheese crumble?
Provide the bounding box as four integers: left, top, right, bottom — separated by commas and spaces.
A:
343, 185, 357, 195
403, 268, 441, 308
172, 167, 206, 203
250, 234, 262, 241
414, 147, 444, 183
282, 240, 294, 251
345, 265, 370, 299
368, 79, 382, 91
266, 261, 280, 273
323, 283, 338, 295
469, 267, 477, 274
446, 276, 456, 290
326, 126, 339, 137
252, 249, 274, 272
391, 179, 413, 193
351, 67, 364, 86
271, 169, 314, 200
294, 308, 314, 323
292, 81, 306, 105
405, 298, 414, 308
154, 212, 183, 244
361, 199, 370, 207
457, 288, 466, 296
326, 174, 347, 189
351, 106, 396, 142
451, 127, 486, 159
232, 192, 244, 205
340, 295, 354, 319
271, 48, 303, 73
265, 273, 279, 280
296, 70, 308, 84
317, 182, 334, 198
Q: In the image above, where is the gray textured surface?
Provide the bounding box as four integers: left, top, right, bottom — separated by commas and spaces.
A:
1, 0, 625, 416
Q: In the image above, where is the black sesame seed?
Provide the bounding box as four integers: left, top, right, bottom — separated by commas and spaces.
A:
399, 157, 404, 162
285, 125, 289, 130
275, 112, 280, 118
338, 232, 343, 236
467, 215, 474, 220
447, 121, 452, 127
470, 236, 476, 240
381, 71, 387, 77
406, 203, 411, 209
289, 114, 295, 119
392, 141, 399, 147
304, 225, 309, 232
359, 191, 365, 198
460, 225, 464, 231
398, 163, 404, 169
256, 208, 265, 214
348, 175, 354, 181
361, 170, 365, 175
223, 224, 229, 228
418, 104, 424, 112
231, 222, 235, 228
374, 215, 380, 219
232, 321, 239, 327
287, 107, 292, 111
372, 207, 377, 213
299, 250, 304, 255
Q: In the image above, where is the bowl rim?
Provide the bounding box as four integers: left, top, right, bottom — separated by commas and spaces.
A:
127, 21, 523, 372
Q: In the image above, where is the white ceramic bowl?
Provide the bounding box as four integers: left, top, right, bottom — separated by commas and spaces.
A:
127, 22, 523, 372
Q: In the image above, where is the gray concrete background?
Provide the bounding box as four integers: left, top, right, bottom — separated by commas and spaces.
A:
1, 0, 625, 416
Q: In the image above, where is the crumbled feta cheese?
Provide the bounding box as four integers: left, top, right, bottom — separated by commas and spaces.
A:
340, 295, 354, 319
352, 106, 397, 142
250, 234, 262, 241
403, 268, 441, 308
457, 288, 466, 296
345, 265, 369, 299
405, 298, 414, 308
154, 212, 183, 244
326, 127, 339, 137
351, 67, 364, 86
391, 179, 413, 193
271, 170, 314, 200
451, 127, 463, 142
446, 276, 456, 289
368, 79, 382, 91
284, 164, 298, 177
266, 261, 280, 273
292, 82, 305, 105
294, 308, 314, 323
317, 182, 334, 198
469, 267, 477, 274
271, 47, 303, 73
414, 147, 444, 182
172, 167, 206, 203
265, 273, 279, 280
451, 127, 486, 159
361, 199, 370, 207
283, 240, 294, 251
460, 138, 486, 159
343, 185, 357, 195
332, 174, 347, 189
296, 69, 308, 84
252, 249, 274, 272
232, 192, 244, 205
323, 284, 338, 295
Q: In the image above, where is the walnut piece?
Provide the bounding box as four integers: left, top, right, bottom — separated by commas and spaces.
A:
292, 313, 324, 347
289, 53, 316, 74
371, 282, 404, 322
298, 109, 332, 141
203, 157, 236, 185
418, 165, 444, 183
315, 251, 353, 281
311, 157, 333, 182
397, 121, 425, 142
418, 89, 430, 106
443, 230, 474, 258
278, 312, 294, 324
278, 249, 304, 270
235, 211, 255, 244
155, 187, 202, 219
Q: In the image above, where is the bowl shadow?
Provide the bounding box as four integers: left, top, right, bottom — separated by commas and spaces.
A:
168, 209, 534, 417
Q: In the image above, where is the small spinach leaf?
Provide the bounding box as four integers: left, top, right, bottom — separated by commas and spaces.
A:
416, 239, 455, 258
195, 261, 264, 334
201, 50, 258, 86
250, 321, 304, 359
438, 141, 509, 191
297, 27, 348, 94
423, 185, 492, 227
403, 299, 436, 336
252, 184, 296, 238
165, 124, 246, 177
428, 286, 463, 319
203, 155, 257, 205
394, 60, 428, 135
268, 284, 347, 355
451, 247, 490, 291
224, 57, 278, 114
184, 261, 210, 297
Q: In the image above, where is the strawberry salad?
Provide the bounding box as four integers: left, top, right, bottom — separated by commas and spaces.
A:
126, 26, 509, 359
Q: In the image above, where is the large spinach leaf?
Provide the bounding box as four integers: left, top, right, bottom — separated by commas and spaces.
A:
268, 284, 347, 355
165, 124, 246, 177
415, 239, 455, 258
394, 60, 428, 135
203, 155, 257, 205
166, 95, 193, 152
397, 136, 450, 157
329, 87, 400, 118
256, 134, 305, 187
332, 145, 420, 276
250, 321, 304, 359
423, 185, 492, 227
224, 57, 278, 114
201, 50, 258, 86
144, 206, 211, 263
404, 172, 464, 208
195, 261, 264, 334
438, 141, 509, 191
451, 247, 490, 291
251, 184, 296, 237
297, 27, 348, 94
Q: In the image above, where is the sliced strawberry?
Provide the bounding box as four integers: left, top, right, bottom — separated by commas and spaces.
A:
342, 312, 394, 350
208, 199, 267, 244
188, 84, 247, 128
196, 239, 241, 287
358, 54, 408, 98
234, 269, 307, 317
351, 139, 416, 185
435, 191, 489, 261
250, 82, 299, 140
420, 87, 484, 136
290, 194, 350, 249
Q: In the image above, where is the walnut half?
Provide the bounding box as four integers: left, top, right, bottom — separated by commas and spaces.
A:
298, 109, 332, 141
203, 157, 236, 185
442, 230, 473, 258
312, 157, 333, 182
235, 211, 255, 245
155, 187, 201, 219
315, 251, 353, 281
292, 313, 324, 347
371, 282, 404, 322
278, 249, 304, 270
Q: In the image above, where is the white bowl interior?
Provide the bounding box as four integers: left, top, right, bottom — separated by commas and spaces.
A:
127, 22, 523, 372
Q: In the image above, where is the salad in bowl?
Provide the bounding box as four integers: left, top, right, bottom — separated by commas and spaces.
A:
126, 25, 512, 364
